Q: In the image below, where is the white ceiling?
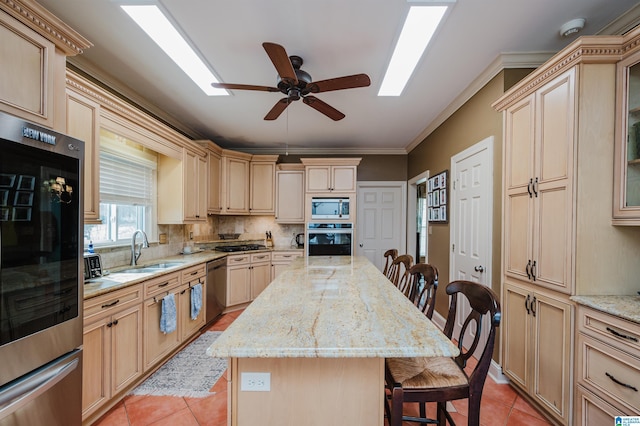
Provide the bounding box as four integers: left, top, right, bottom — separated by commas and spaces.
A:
38, 0, 640, 154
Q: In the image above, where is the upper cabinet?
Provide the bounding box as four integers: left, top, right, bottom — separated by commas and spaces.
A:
275, 164, 305, 224
0, 0, 90, 129
195, 140, 223, 215
65, 82, 101, 223
250, 155, 278, 215
220, 150, 251, 215
301, 158, 361, 193
614, 50, 640, 225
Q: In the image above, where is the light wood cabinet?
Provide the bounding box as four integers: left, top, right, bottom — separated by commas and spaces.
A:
220, 150, 252, 215
196, 140, 223, 214
82, 285, 143, 420
614, 49, 640, 225
178, 266, 206, 339
250, 155, 278, 215
574, 306, 640, 423
502, 68, 575, 295
275, 164, 305, 223
0, 0, 90, 129
301, 159, 359, 193
271, 251, 303, 280
158, 145, 208, 224
226, 252, 273, 307
142, 272, 181, 371
65, 85, 101, 223
503, 281, 573, 424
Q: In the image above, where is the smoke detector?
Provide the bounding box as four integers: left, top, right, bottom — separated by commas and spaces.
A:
560, 18, 586, 37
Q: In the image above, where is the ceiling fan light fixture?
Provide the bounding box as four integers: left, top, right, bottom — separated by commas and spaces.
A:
378, 3, 451, 96
121, 4, 228, 96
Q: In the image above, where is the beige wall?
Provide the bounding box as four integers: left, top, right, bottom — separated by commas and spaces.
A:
407, 69, 533, 352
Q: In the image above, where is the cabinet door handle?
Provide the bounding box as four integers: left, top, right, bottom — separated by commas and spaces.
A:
531, 296, 537, 317
526, 260, 532, 279
606, 327, 639, 342
527, 178, 533, 198
605, 372, 638, 392
101, 299, 120, 309
533, 177, 539, 197
525, 294, 531, 315
531, 260, 537, 281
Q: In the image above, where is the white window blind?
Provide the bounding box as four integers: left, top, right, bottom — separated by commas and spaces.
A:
100, 152, 155, 205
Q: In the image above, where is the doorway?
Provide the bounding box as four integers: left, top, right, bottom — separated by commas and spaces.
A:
449, 136, 494, 354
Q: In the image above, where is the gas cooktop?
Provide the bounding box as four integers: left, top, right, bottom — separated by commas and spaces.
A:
214, 244, 267, 252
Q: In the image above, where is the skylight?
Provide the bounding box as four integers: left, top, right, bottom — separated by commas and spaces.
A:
378, 5, 449, 96
121, 5, 227, 96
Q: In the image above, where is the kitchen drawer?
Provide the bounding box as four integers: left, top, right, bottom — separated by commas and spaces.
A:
577, 333, 640, 413
227, 254, 250, 266
84, 284, 142, 322
574, 384, 629, 426
181, 263, 206, 284
250, 252, 271, 263
578, 306, 640, 353
272, 251, 302, 262
143, 272, 180, 299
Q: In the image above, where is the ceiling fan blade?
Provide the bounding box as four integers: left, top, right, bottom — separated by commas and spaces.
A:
262, 42, 298, 85
304, 73, 371, 94
303, 96, 345, 121
211, 82, 280, 92
264, 98, 291, 121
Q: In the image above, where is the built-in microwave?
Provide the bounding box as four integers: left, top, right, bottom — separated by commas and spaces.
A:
311, 197, 350, 219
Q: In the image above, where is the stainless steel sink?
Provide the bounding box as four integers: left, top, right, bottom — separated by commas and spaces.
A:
117, 262, 185, 274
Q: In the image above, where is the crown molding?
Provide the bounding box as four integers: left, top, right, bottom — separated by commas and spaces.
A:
405, 52, 552, 153
0, 0, 91, 56
230, 146, 408, 156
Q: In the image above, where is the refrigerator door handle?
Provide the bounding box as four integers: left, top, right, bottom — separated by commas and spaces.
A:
0, 355, 79, 421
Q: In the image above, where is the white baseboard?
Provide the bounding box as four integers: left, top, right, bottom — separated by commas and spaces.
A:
430, 310, 509, 385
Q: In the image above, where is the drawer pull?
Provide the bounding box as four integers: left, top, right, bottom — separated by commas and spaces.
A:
101, 299, 120, 309
190, 271, 198, 276
606, 327, 638, 342
605, 372, 638, 392
158, 281, 169, 287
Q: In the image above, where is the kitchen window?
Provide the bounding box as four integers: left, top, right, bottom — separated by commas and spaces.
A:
84, 130, 158, 246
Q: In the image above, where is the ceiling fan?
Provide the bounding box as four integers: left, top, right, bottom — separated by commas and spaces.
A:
211, 42, 371, 121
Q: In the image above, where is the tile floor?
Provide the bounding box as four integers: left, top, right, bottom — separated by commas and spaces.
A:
93, 309, 552, 426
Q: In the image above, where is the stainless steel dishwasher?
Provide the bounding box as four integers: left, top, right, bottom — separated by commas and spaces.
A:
206, 258, 227, 324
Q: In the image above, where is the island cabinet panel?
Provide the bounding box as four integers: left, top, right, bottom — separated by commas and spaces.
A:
231, 357, 384, 425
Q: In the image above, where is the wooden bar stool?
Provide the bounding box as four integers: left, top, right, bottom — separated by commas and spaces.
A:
383, 249, 398, 277
408, 263, 438, 319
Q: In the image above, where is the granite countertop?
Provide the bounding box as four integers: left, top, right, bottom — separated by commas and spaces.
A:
206, 256, 460, 359
83, 246, 303, 300
571, 295, 640, 324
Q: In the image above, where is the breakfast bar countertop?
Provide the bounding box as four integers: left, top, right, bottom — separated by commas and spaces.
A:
207, 255, 460, 359
571, 295, 640, 324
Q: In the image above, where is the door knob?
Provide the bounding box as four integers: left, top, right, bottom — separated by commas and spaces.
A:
474, 265, 484, 272
359, 243, 363, 247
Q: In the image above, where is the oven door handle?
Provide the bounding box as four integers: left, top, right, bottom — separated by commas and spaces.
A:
308, 229, 353, 234
0, 351, 79, 421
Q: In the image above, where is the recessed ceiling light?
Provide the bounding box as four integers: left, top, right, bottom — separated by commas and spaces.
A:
378, 4, 451, 97
121, 5, 228, 96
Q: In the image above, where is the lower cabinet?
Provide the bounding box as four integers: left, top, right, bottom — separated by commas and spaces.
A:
226, 252, 273, 308
82, 285, 143, 420
83, 262, 208, 423
574, 306, 640, 424
271, 251, 303, 280
502, 281, 573, 425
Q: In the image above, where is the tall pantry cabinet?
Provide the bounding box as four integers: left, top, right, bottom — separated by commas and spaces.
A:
493, 37, 621, 425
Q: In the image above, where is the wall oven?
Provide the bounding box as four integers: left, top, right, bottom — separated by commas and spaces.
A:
307, 223, 353, 256
0, 112, 83, 425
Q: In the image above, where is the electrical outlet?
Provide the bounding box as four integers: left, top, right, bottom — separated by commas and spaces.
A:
240, 372, 271, 391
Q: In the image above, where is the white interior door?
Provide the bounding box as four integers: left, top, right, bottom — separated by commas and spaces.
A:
450, 137, 493, 355
356, 182, 406, 272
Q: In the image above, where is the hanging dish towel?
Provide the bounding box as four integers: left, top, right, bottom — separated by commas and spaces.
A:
160, 293, 177, 334
191, 283, 203, 320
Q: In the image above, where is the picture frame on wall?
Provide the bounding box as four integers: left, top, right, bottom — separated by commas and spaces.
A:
427, 170, 448, 223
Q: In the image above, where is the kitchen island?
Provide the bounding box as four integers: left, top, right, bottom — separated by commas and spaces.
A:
207, 256, 459, 425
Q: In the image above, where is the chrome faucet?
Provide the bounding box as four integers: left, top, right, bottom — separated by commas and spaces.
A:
131, 229, 150, 266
